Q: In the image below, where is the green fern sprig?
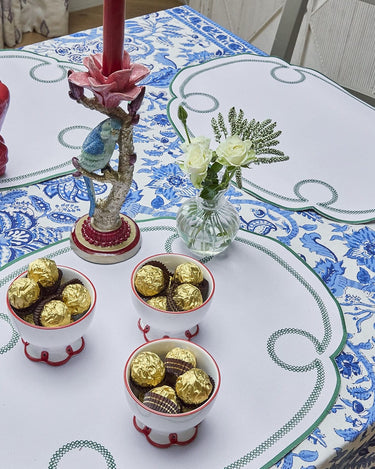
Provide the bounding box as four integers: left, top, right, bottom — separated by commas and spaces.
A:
253, 155, 289, 164
255, 148, 286, 156
209, 107, 290, 163
237, 116, 249, 139
242, 119, 258, 140
228, 107, 237, 135
210, 116, 222, 143
233, 109, 245, 135
209, 106, 289, 163
218, 113, 228, 139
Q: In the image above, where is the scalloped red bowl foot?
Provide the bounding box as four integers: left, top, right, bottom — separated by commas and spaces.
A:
132, 416, 199, 447
137, 318, 199, 342
22, 337, 85, 366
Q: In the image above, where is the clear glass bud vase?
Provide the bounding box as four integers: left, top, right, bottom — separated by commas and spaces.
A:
176, 190, 240, 256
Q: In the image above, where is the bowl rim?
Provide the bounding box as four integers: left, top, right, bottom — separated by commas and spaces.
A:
6, 265, 97, 330
124, 338, 221, 418
130, 253, 215, 315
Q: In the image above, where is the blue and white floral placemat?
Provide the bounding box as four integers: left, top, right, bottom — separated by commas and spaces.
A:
0, 218, 345, 469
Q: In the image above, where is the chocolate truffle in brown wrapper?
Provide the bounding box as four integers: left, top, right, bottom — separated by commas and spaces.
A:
143, 385, 180, 414
134, 265, 166, 297
62, 283, 91, 315
56, 278, 83, 296
8, 277, 40, 310
197, 278, 209, 302
176, 368, 213, 405
165, 347, 197, 379
174, 262, 204, 286
130, 351, 165, 388
40, 300, 71, 328
147, 295, 168, 310
173, 283, 203, 311
28, 258, 59, 288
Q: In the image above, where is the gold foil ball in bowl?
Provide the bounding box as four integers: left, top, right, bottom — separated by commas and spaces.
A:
130, 253, 215, 341
6, 264, 96, 366
124, 338, 221, 447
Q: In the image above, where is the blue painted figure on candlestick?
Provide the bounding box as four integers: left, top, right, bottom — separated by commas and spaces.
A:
72, 117, 122, 217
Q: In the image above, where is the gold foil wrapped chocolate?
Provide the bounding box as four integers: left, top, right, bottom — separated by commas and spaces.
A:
131, 351, 165, 387
40, 300, 71, 328
165, 347, 197, 378
143, 385, 180, 414
134, 265, 166, 297
166, 347, 197, 368
176, 368, 213, 405
147, 295, 167, 310
62, 283, 91, 315
8, 277, 40, 309
28, 258, 59, 287
174, 262, 203, 286
173, 284, 203, 311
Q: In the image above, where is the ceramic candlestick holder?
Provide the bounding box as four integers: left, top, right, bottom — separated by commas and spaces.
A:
67, 52, 149, 264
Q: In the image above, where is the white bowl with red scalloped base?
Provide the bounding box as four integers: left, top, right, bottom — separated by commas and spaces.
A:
6, 266, 96, 366
124, 338, 221, 447
131, 253, 215, 341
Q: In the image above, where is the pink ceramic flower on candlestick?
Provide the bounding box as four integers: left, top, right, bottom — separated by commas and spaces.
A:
0, 81, 10, 176
68, 52, 149, 108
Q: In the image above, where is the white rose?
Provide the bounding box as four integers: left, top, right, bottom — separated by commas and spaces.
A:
180, 137, 212, 188
216, 135, 256, 167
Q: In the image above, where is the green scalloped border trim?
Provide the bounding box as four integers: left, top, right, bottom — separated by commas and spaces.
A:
0, 51, 81, 82
0, 50, 85, 189
139, 219, 345, 469
48, 440, 116, 469
0, 313, 19, 354
58, 126, 93, 150
0, 220, 346, 469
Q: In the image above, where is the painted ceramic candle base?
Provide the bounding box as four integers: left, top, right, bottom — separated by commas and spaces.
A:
137, 318, 199, 342
71, 213, 141, 264
133, 416, 199, 448
22, 337, 85, 366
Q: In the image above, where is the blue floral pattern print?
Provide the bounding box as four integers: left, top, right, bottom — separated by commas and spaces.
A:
0, 5, 371, 469
344, 227, 375, 272
336, 352, 361, 379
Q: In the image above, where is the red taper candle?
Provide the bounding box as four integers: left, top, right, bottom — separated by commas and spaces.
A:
102, 0, 125, 76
